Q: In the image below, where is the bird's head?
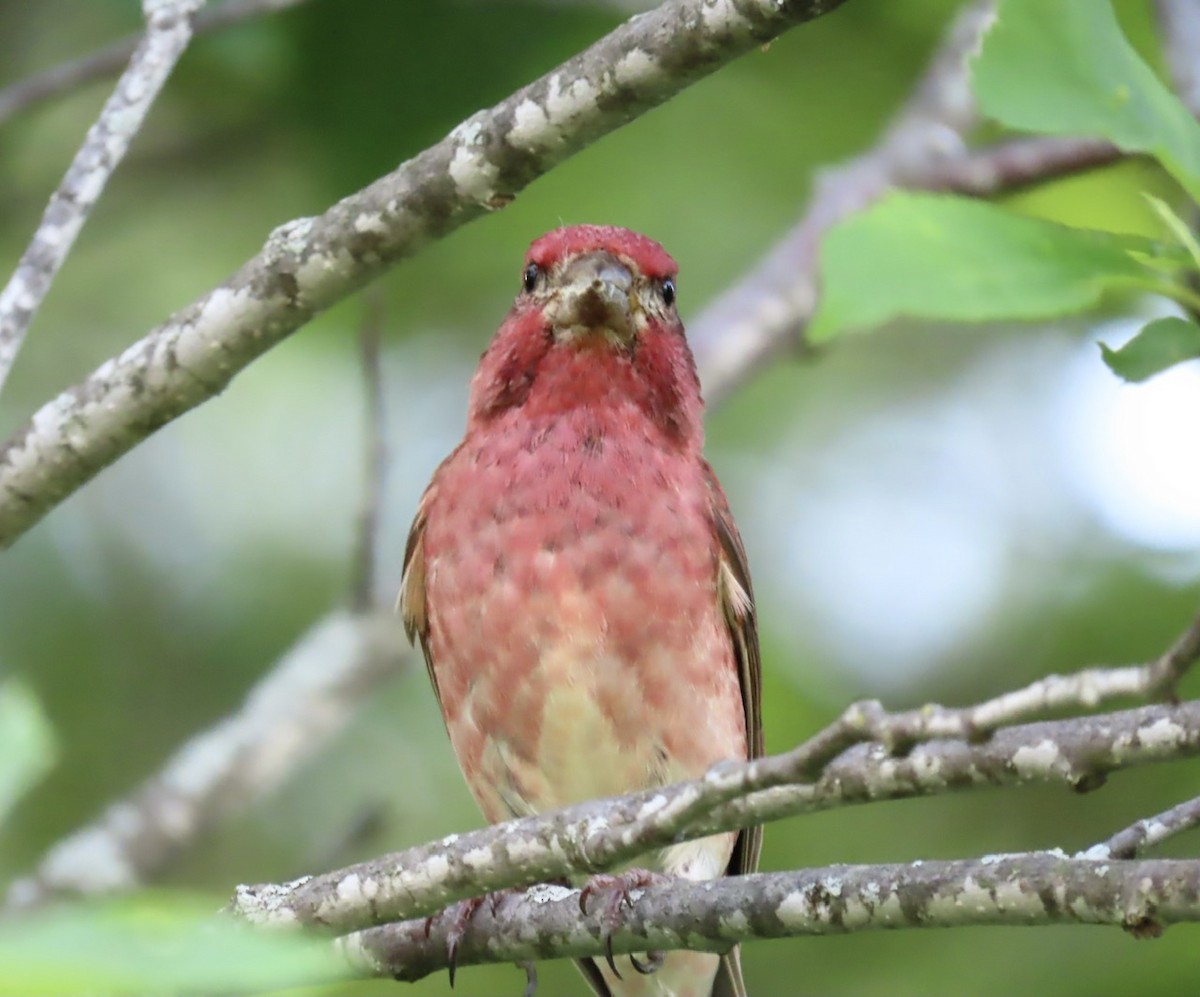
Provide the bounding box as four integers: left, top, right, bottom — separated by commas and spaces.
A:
467, 225, 702, 445
520, 225, 679, 349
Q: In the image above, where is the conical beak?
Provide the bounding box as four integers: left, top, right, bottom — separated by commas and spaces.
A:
552, 252, 635, 343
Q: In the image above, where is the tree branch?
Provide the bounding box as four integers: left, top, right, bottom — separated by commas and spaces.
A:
1091, 796, 1200, 862
4, 610, 409, 909
229, 698, 1200, 934
0, 0, 205, 396
0, 0, 313, 128
0, 0, 849, 549
337, 854, 1200, 980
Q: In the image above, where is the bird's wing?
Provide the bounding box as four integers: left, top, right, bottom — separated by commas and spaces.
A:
705, 460, 764, 872
397, 483, 443, 714
706, 461, 762, 997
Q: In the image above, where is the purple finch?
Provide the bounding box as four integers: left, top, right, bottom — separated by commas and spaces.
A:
399, 225, 762, 997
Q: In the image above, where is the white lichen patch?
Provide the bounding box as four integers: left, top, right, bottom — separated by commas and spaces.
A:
1011, 738, 1060, 777
336, 872, 364, 906
462, 845, 494, 871
1075, 844, 1113, 861
774, 890, 813, 926
266, 216, 315, 256
448, 117, 500, 205
353, 212, 388, 236
527, 883, 574, 904
701, 0, 743, 32
614, 48, 659, 87
509, 98, 550, 150
408, 852, 451, 889
637, 793, 669, 819
543, 73, 600, 128
235, 876, 311, 924
193, 285, 257, 336
908, 748, 944, 782
505, 834, 549, 864
1138, 717, 1186, 752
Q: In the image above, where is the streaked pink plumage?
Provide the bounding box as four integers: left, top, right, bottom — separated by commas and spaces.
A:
400, 226, 762, 997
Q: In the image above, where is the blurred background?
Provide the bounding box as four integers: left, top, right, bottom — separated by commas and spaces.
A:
2, 0, 1200, 993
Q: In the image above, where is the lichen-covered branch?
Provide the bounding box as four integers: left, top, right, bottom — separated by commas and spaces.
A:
0, 0, 849, 549
335, 854, 1200, 980
1090, 796, 1200, 861
4, 611, 409, 910
0, 0, 313, 128
229, 699, 1200, 935
0, 0, 205, 397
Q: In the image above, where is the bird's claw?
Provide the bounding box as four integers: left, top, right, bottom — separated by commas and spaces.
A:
629, 949, 666, 975
578, 868, 669, 979
426, 890, 519, 987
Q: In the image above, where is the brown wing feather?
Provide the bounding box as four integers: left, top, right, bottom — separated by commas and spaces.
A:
397, 484, 443, 715
706, 462, 762, 997
705, 461, 764, 873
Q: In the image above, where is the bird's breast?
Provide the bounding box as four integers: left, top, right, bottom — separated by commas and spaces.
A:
422, 406, 746, 824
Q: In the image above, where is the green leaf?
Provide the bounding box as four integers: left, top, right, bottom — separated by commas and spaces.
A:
809, 193, 1164, 342
0, 680, 56, 825
0, 895, 351, 996
1143, 194, 1200, 270
1100, 316, 1200, 382
974, 0, 1200, 201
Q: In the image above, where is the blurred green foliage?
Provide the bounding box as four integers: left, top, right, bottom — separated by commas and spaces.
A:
2, 0, 1200, 994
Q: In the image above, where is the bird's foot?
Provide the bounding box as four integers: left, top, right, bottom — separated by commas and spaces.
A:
425, 890, 513, 987
578, 868, 669, 978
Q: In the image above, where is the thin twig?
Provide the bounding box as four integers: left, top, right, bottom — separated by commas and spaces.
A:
1089, 796, 1200, 861
350, 291, 388, 611
832, 605, 1200, 749
337, 854, 1200, 979
0, 0, 205, 397
0, 0, 312, 128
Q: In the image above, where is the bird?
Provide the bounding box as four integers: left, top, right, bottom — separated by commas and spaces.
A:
398, 224, 762, 997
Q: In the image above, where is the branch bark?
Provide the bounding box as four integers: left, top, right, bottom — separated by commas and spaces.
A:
337, 854, 1200, 980
229, 698, 1200, 934
0, 0, 205, 396
1092, 796, 1200, 861
0, 0, 848, 549
4, 610, 409, 910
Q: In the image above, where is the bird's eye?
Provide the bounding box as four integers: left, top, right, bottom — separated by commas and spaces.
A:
660, 277, 676, 308
522, 263, 540, 293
